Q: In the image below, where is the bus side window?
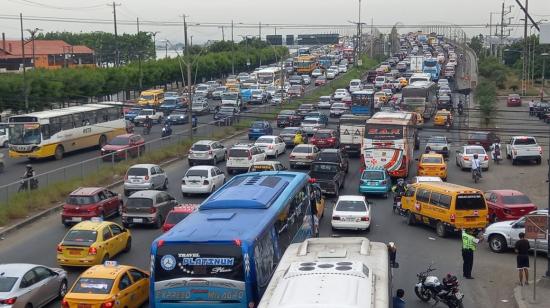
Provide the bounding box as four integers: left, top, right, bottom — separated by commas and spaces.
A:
49, 117, 62, 136
254, 228, 277, 297
60, 115, 74, 130
41, 124, 50, 140
109, 107, 120, 121
72, 113, 82, 128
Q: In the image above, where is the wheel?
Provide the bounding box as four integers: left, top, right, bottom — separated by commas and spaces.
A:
155, 216, 163, 229
507, 153, 511, 159
455, 158, 460, 167
366, 225, 371, 232
124, 190, 130, 197
436, 221, 447, 237
97, 211, 105, 221
123, 237, 132, 252
407, 211, 416, 225
2, 141, 7, 148
54, 145, 64, 160
414, 285, 432, 302
58, 279, 68, 298
489, 234, 507, 253
98, 135, 107, 148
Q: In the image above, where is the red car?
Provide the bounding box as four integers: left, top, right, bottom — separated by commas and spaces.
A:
162, 204, 198, 232
467, 131, 499, 150
507, 94, 522, 107
61, 187, 123, 226
101, 133, 145, 161
315, 76, 327, 86
310, 129, 339, 149
484, 190, 537, 222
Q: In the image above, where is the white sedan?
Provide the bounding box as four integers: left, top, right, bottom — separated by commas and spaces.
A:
333, 89, 349, 100
181, 165, 225, 195
455, 145, 490, 171
326, 69, 337, 79
254, 135, 286, 157
331, 195, 371, 231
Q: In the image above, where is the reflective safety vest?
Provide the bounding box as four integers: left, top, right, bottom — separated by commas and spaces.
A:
462, 230, 477, 251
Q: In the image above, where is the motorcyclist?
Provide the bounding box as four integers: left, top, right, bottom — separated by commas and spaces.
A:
24, 164, 35, 179
21, 164, 37, 190
392, 178, 407, 196
293, 131, 304, 145
162, 121, 172, 136
144, 115, 152, 128
490, 141, 502, 162
471, 153, 482, 178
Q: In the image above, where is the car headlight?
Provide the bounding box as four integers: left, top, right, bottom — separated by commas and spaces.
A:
101, 148, 105, 152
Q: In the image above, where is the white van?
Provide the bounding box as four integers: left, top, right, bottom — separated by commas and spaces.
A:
374, 76, 386, 88
349, 79, 363, 92
258, 237, 391, 308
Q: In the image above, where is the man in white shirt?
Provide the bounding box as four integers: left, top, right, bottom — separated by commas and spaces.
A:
529, 100, 534, 116
471, 153, 482, 178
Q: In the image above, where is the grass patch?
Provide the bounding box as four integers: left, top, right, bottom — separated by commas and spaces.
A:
0, 54, 378, 227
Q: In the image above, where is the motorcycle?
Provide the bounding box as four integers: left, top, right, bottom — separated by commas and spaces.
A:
493, 151, 501, 164
18, 176, 38, 192
472, 168, 481, 183
161, 124, 172, 137
392, 193, 405, 216
415, 264, 464, 308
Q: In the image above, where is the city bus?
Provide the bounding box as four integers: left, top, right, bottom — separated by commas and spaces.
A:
351, 90, 375, 116
258, 237, 391, 308
138, 89, 165, 107
150, 171, 317, 308
401, 81, 437, 119
363, 112, 419, 178
257, 67, 282, 89
294, 55, 317, 75
8, 103, 126, 160
343, 47, 355, 63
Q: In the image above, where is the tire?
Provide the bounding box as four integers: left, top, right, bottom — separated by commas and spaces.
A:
2, 141, 7, 148
436, 221, 447, 237
407, 211, 416, 225
54, 145, 64, 160
489, 234, 507, 253
507, 153, 511, 159
124, 190, 130, 197
414, 286, 432, 302
455, 158, 460, 167
123, 237, 132, 253
58, 279, 68, 298
155, 215, 163, 229
98, 135, 107, 148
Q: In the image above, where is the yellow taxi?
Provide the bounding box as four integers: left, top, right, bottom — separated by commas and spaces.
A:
417, 153, 447, 181
398, 77, 408, 87
433, 109, 452, 126
374, 91, 388, 104
62, 262, 149, 308
57, 219, 131, 267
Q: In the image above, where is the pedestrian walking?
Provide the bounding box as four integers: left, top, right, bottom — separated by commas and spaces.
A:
529, 100, 534, 116
461, 229, 481, 279
392, 289, 406, 308
388, 242, 398, 268
515, 232, 530, 286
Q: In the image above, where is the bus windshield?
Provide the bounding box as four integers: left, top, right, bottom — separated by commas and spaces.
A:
8, 123, 41, 145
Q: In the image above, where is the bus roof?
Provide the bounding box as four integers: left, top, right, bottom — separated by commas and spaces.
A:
259, 237, 389, 308
257, 67, 281, 74
9, 103, 122, 120
155, 171, 309, 244
412, 181, 483, 194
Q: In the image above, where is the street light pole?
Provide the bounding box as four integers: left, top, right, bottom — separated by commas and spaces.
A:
543, 52, 550, 279
149, 31, 160, 59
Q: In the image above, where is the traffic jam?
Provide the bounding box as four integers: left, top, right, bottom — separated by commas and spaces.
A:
0, 32, 546, 308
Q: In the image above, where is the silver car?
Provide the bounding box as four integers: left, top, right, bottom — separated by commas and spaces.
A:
123, 164, 168, 196
188, 140, 227, 166
122, 190, 177, 228
425, 136, 450, 157
289, 144, 320, 168
0, 263, 67, 307
300, 117, 325, 135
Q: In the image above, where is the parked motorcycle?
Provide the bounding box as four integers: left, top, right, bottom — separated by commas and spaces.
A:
415, 264, 464, 308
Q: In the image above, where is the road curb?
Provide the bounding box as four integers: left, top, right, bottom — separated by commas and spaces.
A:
513, 285, 526, 308
0, 128, 249, 239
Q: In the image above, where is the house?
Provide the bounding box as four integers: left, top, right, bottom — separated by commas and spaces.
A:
0, 38, 95, 72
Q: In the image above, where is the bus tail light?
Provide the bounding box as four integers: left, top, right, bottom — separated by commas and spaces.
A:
56, 245, 63, 253
157, 240, 165, 248
450, 214, 456, 223
88, 247, 98, 255
308, 178, 316, 183
234, 239, 242, 246
61, 299, 69, 308
440, 167, 446, 170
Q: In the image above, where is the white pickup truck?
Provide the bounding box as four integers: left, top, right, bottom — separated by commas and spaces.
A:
133, 109, 164, 126
506, 136, 542, 165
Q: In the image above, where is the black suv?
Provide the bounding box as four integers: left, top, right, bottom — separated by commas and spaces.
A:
315, 149, 349, 173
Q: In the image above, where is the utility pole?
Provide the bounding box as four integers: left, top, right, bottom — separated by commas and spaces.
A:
358, 0, 362, 58
370, 17, 373, 58
219, 26, 225, 41
523, 0, 528, 95
137, 17, 142, 92
183, 14, 193, 140
231, 20, 235, 75
20, 13, 28, 112
259, 22, 262, 40
110, 2, 121, 67
26, 27, 41, 68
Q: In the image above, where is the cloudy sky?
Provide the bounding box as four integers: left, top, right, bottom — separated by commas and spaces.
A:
1, 0, 549, 43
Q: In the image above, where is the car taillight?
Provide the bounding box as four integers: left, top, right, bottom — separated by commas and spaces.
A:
61, 299, 69, 308
268, 144, 273, 149
450, 214, 456, 223
484, 156, 489, 161
0, 298, 17, 305
440, 166, 446, 170
463, 156, 470, 161
145, 175, 149, 180
101, 301, 115, 308
203, 180, 209, 185
332, 216, 341, 220
209, 150, 213, 155
150, 207, 157, 214
88, 247, 98, 255
361, 217, 369, 221
328, 138, 336, 142
57, 244, 63, 253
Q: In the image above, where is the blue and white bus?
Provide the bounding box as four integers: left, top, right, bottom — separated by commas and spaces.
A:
150, 171, 317, 308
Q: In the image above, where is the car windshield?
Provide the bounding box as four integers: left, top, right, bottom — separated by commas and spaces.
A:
127, 198, 154, 208
166, 212, 191, 224
429, 137, 447, 144
465, 148, 485, 155
293, 146, 312, 153
108, 136, 130, 146
171, 111, 186, 116
468, 133, 488, 141
191, 144, 210, 151
311, 163, 338, 173
71, 278, 114, 294
281, 128, 298, 135
215, 87, 226, 92
314, 132, 331, 138
422, 157, 443, 164
229, 149, 249, 157
66, 195, 99, 205
64, 230, 97, 243
127, 167, 148, 176
279, 110, 294, 116
514, 138, 536, 145
251, 122, 265, 129
185, 169, 209, 178
502, 195, 532, 205
455, 194, 486, 210
302, 119, 319, 125
0, 277, 18, 292
336, 200, 367, 212
320, 97, 331, 102
362, 171, 384, 180
256, 137, 274, 144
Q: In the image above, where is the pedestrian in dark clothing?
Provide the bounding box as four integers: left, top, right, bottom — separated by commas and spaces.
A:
515, 232, 530, 286
392, 289, 405, 308
461, 229, 481, 279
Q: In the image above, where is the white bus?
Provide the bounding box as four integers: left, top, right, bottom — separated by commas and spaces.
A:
257, 67, 282, 89
8, 102, 126, 160
258, 237, 391, 308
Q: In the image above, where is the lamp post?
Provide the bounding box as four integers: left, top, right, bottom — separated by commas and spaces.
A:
240, 35, 251, 69
543, 51, 550, 280
542, 53, 548, 94
148, 31, 160, 59
25, 27, 42, 68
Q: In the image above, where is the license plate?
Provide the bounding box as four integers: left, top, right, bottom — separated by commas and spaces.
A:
296, 162, 305, 165
71, 217, 82, 222
367, 181, 376, 185
133, 218, 143, 223
131, 179, 140, 183
78, 305, 92, 308
69, 250, 81, 255
345, 217, 357, 222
